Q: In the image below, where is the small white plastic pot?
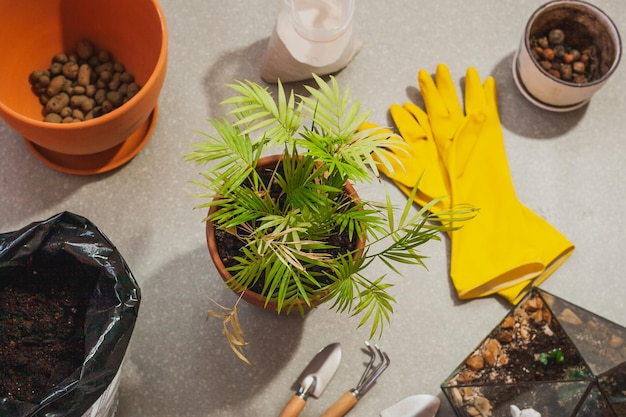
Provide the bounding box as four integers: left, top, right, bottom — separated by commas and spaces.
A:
513, 0, 621, 111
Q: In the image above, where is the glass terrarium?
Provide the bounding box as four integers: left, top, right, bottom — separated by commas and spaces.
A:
441, 288, 626, 417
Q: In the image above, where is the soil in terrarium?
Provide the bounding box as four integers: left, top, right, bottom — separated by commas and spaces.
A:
0, 264, 95, 403
443, 290, 590, 417
442, 289, 626, 417
446, 291, 592, 387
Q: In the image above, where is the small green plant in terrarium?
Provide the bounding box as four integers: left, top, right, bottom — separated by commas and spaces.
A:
537, 348, 565, 366
185, 74, 475, 362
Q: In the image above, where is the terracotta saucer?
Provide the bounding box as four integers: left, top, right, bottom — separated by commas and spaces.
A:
23, 105, 158, 175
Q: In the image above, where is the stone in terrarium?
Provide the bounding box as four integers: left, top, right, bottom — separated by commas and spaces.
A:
441, 288, 626, 417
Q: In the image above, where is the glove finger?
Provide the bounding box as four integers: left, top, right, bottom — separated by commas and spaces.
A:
452, 67, 493, 177
449, 112, 484, 178
463, 67, 487, 116
483, 76, 500, 122
359, 120, 389, 134
417, 69, 449, 121
419, 65, 464, 157
403, 101, 452, 164
464, 68, 501, 127
358, 121, 409, 181
434, 63, 464, 122
389, 103, 431, 146
398, 102, 432, 140
381, 106, 434, 189
391, 103, 444, 169
390, 103, 452, 203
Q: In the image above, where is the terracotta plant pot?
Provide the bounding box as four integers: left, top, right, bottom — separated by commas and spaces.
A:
0, 0, 168, 174
205, 154, 365, 313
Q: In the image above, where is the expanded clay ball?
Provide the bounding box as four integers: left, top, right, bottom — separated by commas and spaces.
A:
529, 29, 600, 84
28, 40, 142, 123
548, 29, 565, 45
76, 40, 94, 60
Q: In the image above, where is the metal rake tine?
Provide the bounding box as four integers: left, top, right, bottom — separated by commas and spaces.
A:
357, 341, 377, 387
368, 346, 390, 383
375, 344, 385, 362
355, 346, 390, 397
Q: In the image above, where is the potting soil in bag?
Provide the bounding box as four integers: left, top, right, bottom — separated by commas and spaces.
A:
0, 212, 141, 417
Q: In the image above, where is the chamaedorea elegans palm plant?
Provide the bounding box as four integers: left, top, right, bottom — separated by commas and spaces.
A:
185, 74, 474, 361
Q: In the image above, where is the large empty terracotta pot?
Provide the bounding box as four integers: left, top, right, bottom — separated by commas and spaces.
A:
0, 0, 168, 173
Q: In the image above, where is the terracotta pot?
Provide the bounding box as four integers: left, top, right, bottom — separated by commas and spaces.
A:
205, 154, 365, 313
0, 0, 168, 174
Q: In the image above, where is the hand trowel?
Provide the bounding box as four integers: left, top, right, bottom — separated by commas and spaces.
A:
278, 342, 342, 417
380, 395, 440, 417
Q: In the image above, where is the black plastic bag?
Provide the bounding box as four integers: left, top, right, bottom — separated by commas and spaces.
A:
0, 212, 141, 417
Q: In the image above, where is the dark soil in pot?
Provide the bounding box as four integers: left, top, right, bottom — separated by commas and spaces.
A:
0, 271, 95, 403
212, 159, 360, 297
215, 227, 358, 295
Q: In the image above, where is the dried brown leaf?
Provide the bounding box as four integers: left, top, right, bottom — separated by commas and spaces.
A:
206, 294, 252, 365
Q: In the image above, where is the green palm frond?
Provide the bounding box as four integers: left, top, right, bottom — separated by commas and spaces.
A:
352, 276, 395, 338
223, 80, 301, 148
207, 182, 276, 229
185, 119, 261, 194
324, 251, 366, 313
276, 155, 342, 211
352, 127, 408, 180
296, 75, 402, 184
333, 202, 383, 242
325, 254, 395, 338
300, 74, 360, 137
187, 74, 478, 362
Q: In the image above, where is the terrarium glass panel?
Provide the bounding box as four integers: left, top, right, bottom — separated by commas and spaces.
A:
576, 384, 618, 417
441, 288, 626, 417
598, 363, 626, 416
540, 290, 626, 376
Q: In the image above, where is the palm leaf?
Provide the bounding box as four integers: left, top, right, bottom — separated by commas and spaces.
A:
224, 80, 301, 147
351, 276, 395, 338
188, 74, 479, 362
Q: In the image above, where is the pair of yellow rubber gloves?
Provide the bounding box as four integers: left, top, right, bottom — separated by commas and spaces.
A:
363, 64, 574, 304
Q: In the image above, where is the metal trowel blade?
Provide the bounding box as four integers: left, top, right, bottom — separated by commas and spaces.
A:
380, 394, 440, 417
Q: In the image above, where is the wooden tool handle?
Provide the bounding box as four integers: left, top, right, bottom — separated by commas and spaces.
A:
320, 391, 358, 417
278, 395, 306, 417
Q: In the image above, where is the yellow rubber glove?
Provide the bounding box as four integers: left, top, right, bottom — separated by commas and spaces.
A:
360, 103, 450, 214
418, 64, 574, 304
364, 101, 538, 304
